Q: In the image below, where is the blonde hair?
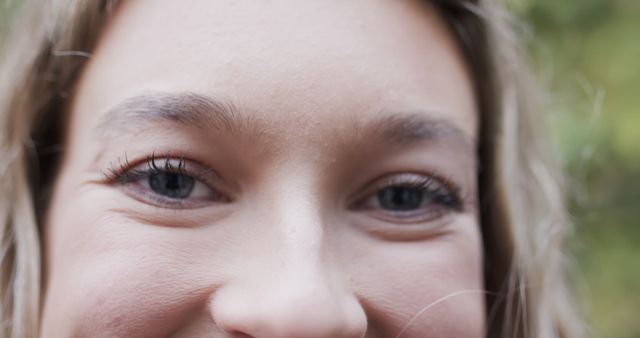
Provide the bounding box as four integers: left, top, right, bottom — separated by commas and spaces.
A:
0, 1, 584, 337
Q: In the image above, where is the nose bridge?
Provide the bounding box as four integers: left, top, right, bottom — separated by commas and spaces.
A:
263, 166, 340, 270
253, 165, 327, 263
276, 175, 325, 253
209, 172, 367, 337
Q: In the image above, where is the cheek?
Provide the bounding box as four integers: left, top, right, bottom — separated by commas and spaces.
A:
41, 190, 221, 337
342, 217, 485, 337
45, 257, 206, 337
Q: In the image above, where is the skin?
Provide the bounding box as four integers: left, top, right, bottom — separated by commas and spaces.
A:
41, 0, 484, 337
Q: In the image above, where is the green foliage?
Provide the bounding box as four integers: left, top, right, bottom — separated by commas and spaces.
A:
511, 1, 640, 337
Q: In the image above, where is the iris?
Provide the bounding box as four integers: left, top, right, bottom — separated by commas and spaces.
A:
149, 172, 195, 199
377, 186, 424, 211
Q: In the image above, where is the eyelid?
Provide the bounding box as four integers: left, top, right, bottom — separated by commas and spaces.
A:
347, 172, 465, 229
349, 172, 462, 207
102, 153, 231, 208
104, 153, 218, 185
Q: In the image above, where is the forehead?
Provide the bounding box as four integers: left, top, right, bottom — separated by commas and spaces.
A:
71, 0, 477, 144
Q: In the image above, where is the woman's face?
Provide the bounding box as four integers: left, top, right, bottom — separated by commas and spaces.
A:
41, 0, 483, 337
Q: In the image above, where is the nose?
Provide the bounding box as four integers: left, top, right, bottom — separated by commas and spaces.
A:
210, 270, 367, 338
208, 200, 367, 338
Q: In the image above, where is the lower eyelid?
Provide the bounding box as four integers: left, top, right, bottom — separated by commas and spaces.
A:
123, 182, 213, 209
362, 199, 450, 216
114, 173, 223, 209
349, 212, 456, 241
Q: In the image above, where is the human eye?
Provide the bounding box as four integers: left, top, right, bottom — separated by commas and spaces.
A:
104, 153, 229, 209
351, 173, 464, 224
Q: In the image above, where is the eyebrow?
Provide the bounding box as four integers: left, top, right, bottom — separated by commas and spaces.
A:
96, 92, 245, 138
369, 112, 473, 148
95, 91, 474, 151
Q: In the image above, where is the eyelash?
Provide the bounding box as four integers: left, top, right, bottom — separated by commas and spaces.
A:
104, 152, 187, 184
393, 175, 463, 210
103, 152, 225, 209
351, 173, 465, 223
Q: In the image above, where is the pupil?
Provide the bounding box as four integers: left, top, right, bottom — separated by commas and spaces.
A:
377, 187, 424, 211
149, 173, 195, 199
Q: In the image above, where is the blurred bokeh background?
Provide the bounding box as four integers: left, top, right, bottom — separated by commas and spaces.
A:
1, 0, 639, 337
507, 1, 640, 337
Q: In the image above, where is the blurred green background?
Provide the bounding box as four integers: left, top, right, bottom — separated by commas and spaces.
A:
1, 0, 639, 337
507, 1, 640, 337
